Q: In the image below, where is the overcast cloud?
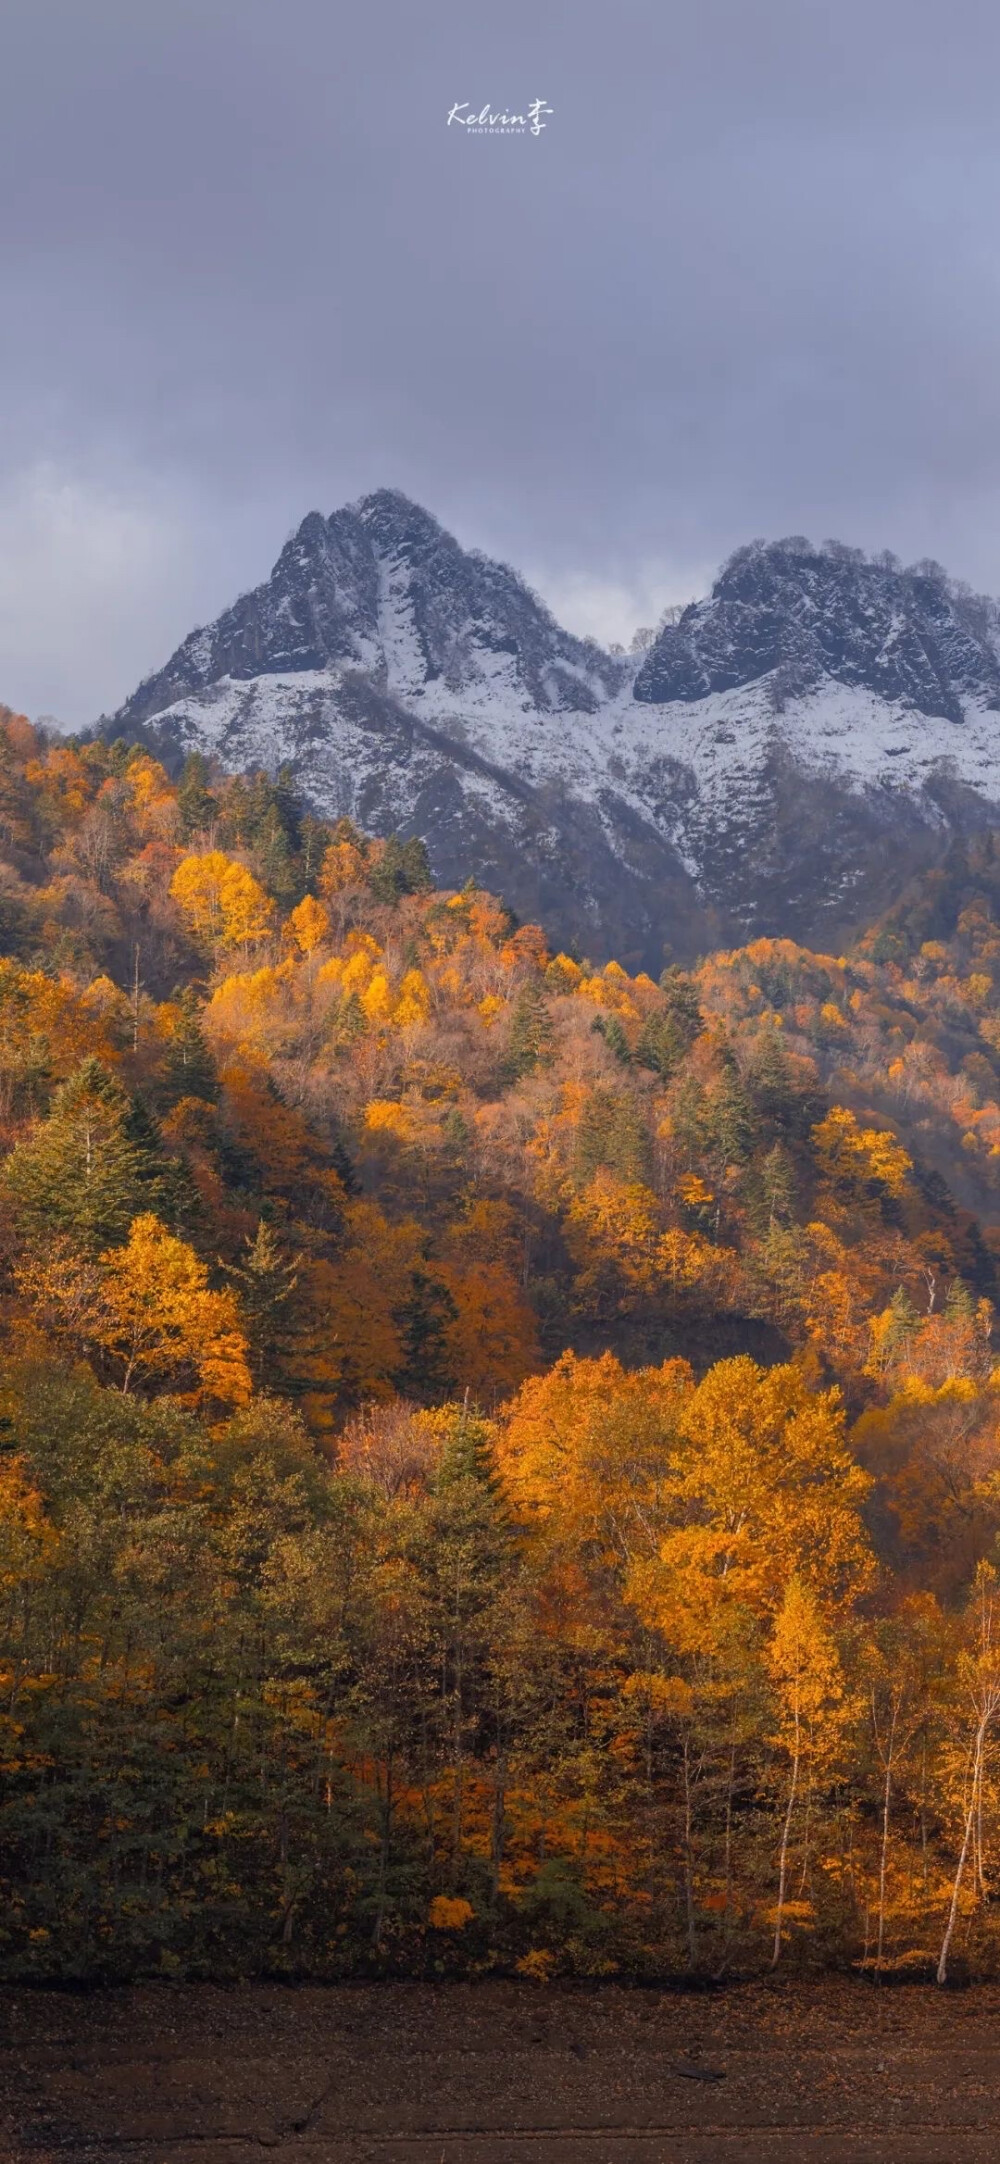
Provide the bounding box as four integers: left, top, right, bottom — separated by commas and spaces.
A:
3, 0, 1000, 723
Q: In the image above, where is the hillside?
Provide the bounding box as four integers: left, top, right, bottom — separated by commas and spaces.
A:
5, 713, 1000, 1981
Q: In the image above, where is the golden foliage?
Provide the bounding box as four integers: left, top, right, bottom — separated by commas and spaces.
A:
812, 1105, 912, 1196
171, 850, 275, 948
285, 894, 330, 954
96, 1214, 251, 1404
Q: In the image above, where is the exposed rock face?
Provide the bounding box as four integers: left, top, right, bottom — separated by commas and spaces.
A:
109, 505, 1000, 968
119, 491, 622, 731
634, 539, 1000, 721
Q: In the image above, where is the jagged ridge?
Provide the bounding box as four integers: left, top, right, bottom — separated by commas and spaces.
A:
635, 538, 1000, 720
110, 503, 1000, 967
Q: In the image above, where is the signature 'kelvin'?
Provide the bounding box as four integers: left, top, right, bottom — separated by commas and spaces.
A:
447, 99, 553, 135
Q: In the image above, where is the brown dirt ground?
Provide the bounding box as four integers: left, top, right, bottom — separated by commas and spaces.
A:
3, 1976, 1000, 2163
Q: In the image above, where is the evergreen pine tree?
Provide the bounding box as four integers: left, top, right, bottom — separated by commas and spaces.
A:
299, 811, 330, 890
658, 965, 703, 1046
161, 988, 218, 1107
435, 1403, 501, 1494
944, 1277, 976, 1325
124, 1091, 199, 1232
885, 1285, 920, 1356
753, 1142, 797, 1231
220, 773, 251, 847
177, 751, 217, 839
592, 1012, 632, 1064
500, 980, 553, 1084
244, 768, 301, 901
634, 1010, 684, 1078
225, 1220, 300, 1389
671, 1073, 711, 1159
708, 1045, 757, 1169
748, 1026, 813, 1143
394, 1269, 458, 1402
3, 1058, 174, 1251
575, 1086, 652, 1185
368, 834, 432, 905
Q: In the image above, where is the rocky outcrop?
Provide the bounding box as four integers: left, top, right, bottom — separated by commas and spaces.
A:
108, 506, 1000, 967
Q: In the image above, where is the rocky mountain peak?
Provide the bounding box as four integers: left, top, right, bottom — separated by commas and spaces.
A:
108, 501, 1000, 968
635, 535, 1000, 720
353, 487, 446, 553
116, 489, 622, 736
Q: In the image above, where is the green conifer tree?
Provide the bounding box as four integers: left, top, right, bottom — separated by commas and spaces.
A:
3, 1058, 174, 1250
634, 1010, 684, 1078
593, 1012, 632, 1064
177, 751, 217, 840
746, 1141, 798, 1235
747, 1026, 815, 1143
225, 1220, 300, 1390
658, 965, 703, 1045
575, 1086, 652, 1185
708, 1045, 757, 1169
368, 834, 432, 905
395, 1269, 458, 1402
944, 1277, 976, 1324
161, 987, 218, 1107
500, 981, 553, 1084
885, 1285, 920, 1357
435, 1403, 501, 1494
123, 1090, 199, 1232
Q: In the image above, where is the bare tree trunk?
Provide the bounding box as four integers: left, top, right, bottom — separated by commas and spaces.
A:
372, 1754, 394, 1949
772, 1703, 801, 1968
920, 1735, 929, 1906
712, 1739, 739, 1984
796, 1779, 814, 1898
681, 1733, 697, 1970
489, 1742, 507, 1910
451, 1568, 464, 1881
722, 1740, 736, 1923
938, 1718, 987, 1985
876, 1700, 898, 1975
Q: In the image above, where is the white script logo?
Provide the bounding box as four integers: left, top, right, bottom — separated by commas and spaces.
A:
447, 99, 553, 137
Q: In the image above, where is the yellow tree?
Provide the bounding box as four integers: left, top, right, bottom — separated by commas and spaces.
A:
812, 1105, 912, 1200
563, 1173, 661, 1314
170, 850, 275, 951
0, 1456, 58, 1614
284, 894, 329, 956
619, 1359, 870, 1964
497, 1350, 693, 1587
94, 1214, 251, 1404
629, 1357, 873, 1652
936, 1562, 1000, 1984
318, 833, 366, 896
767, 1575, 847, 1966
438, 1259, 540, 1399
860, 1603, 944, 1975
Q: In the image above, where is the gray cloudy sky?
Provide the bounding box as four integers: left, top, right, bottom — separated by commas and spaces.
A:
3, 0, 1000, 724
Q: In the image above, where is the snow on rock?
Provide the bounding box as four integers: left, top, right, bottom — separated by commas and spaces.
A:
109, 508, 1000, 966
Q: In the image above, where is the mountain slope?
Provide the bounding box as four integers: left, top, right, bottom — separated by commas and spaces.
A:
110, 499, 1000, 968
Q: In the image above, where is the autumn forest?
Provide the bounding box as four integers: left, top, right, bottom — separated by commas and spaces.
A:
8, 710, 1000, 1985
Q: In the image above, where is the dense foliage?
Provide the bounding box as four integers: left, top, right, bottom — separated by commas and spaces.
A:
6, 709, 1000, 1979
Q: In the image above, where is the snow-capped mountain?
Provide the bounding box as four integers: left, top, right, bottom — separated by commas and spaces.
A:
111, 495, 1000, 968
